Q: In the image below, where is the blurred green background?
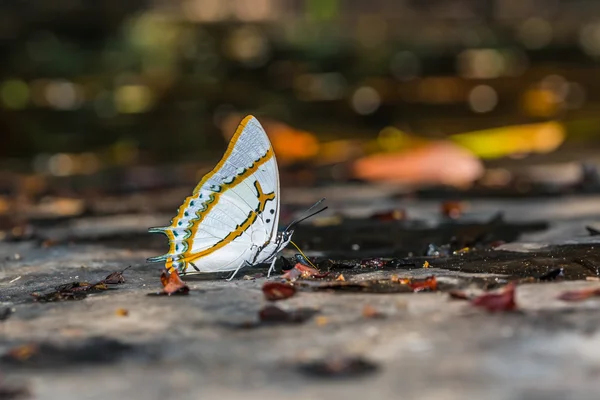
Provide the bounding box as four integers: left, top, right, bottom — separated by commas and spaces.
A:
1, 0, 600, 179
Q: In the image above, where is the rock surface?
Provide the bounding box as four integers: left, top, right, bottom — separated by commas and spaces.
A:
1, 191, 600, 400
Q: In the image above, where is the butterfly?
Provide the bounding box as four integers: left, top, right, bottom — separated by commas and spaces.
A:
147, 115, 326, 279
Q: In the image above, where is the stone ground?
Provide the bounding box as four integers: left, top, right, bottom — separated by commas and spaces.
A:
2, 188, 600, 399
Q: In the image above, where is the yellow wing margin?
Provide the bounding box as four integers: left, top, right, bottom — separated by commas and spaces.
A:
192, 114, 255, 195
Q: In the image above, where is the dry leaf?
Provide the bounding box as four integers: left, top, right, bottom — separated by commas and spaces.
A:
115, 308, 129, 317
103, 266, 131, 284
160, 270, 190, 295
262, 282, 296, 301
558, 287, 600, 302
282, 263, 321, 281
441, 201, 464, 219
401, 276, 438, 292
471, 282, 517, 312
5, 344, 38, 361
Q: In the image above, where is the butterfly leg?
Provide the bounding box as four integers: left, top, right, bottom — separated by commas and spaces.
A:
226, 261, 250, 281
267, 257, 277, 278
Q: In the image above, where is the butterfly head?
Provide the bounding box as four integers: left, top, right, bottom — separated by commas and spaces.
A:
277, 229, 294, 251
276, 198, 327, 253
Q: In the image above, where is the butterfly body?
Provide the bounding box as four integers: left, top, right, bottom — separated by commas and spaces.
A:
148, 115, 292, 277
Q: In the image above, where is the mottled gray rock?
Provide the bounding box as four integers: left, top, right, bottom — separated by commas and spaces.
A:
2, 191, 600, 399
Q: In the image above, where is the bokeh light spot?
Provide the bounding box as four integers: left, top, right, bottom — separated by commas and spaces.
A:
457, 49, 505, 79
351, 86, 380, 115
225, 26, 269, 67
114, 85, 154, 114
0, 79, 29, 109
468, 85, 498, 113
48, 153, 74, 177
518, 17, 553, 49
45, 80, 81, 110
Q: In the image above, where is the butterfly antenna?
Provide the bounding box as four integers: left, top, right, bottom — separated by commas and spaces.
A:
290, 241, 319, 270
284, 198, 328, 232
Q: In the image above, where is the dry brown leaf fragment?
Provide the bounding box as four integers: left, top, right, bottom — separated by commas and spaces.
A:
160, 270, 190, 295
471, 282, 517, 312
262, 282, 296, 301
336, 274, 346, 281
282, 263, 321, 281
422, 261, 430, 268
441, 201, 464, 219
403, 276, 438, 292
558, 287, 600, 302
115, 308, 129, 317
103, 266, 131, 284
5, 344, 38, 361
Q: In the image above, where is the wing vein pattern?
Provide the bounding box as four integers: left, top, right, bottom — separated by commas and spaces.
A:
148, 115, 281, 273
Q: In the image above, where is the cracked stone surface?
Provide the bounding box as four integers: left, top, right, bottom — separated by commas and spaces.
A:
2, 191, 600, 400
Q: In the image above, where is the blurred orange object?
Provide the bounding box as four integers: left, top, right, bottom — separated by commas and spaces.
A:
220, 114, 319, 166
441, 201, 465, 219
352, 141, 483, 187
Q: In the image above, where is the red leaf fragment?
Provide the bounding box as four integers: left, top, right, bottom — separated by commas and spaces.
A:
395, 276, 438, 292
262, 282, 296, 301
558, 287, 600, 302
471, 282, 517, 312
282, 263, 321, 281
160, 270, 189, 295
281, 267, 302, 281
406, 276, 438, 292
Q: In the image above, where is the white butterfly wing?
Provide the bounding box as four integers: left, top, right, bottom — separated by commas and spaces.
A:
148, 115, 281, 274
